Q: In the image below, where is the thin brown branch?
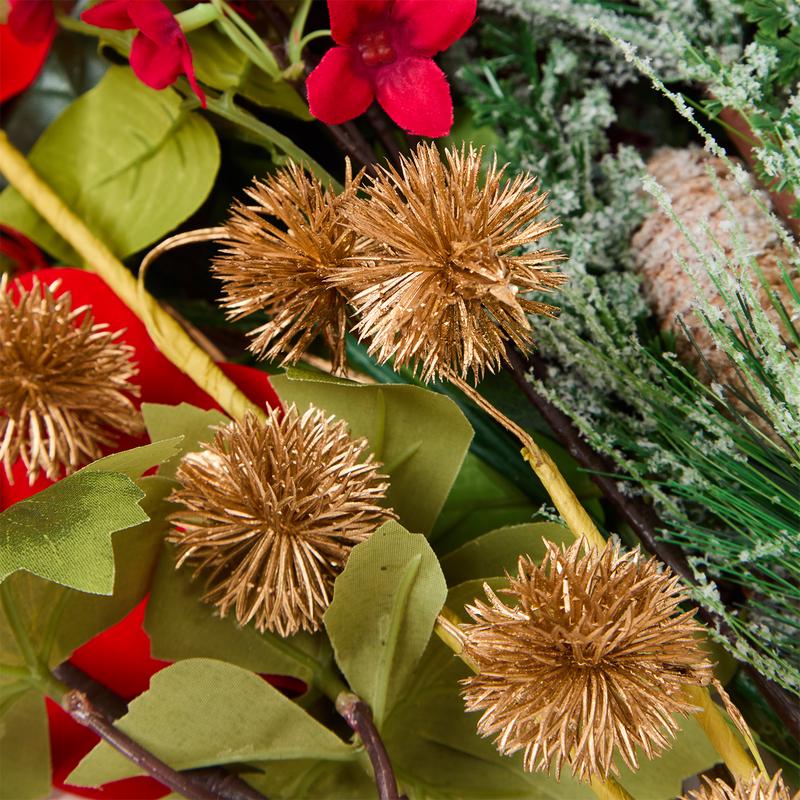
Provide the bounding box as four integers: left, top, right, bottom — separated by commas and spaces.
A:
53, 663, 268, 800
335, 692, 405, 800
366, 106, 405, 167
504, 348, 800, 741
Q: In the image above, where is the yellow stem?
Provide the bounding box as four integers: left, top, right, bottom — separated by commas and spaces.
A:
0, 131, 260, 422
589, 775, 636, 800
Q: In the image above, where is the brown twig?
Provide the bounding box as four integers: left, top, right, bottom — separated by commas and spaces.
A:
53, 663, 268, 800
335, 692, 405, 800
366, 106, 405, 167
504, 348, 800, 741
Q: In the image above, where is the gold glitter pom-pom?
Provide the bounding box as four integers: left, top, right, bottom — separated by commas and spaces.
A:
338, 143, 567, 382
213, 161, 365, 374
460, 538, 713, 781
0, 276, 143, 482
684, 772, 798, 800
168, 405, 395, 636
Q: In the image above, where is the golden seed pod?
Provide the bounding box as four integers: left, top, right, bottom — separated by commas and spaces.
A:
0, 275, 143, 483
460, 538, 713, 781
168, 405, 395, 636
213, 161, 366, 374
683, 771, 798, 800
337, 143, 567, 382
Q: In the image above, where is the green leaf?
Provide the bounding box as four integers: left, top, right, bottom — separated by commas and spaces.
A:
271, 370, 473, 535
79, 437, 184, 479
0, 691, 50, 800
440, 522, 573, 585
246, 759, 377, 800
0, 66, 220, 263
187, 27, 312, 119
145, 545, 323, 683
69, 658, 354, 786
324, 522, 447, 729
0, 476, 172, 669
141, 403, 228, 478
430, 453, 543, 552
0, 472, 147, 593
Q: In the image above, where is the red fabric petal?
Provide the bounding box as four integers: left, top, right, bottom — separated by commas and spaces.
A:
391, 0, 476, 56
307, 46, 374, 125
129, 30, 183, 90
0, 22, 53, 102
0, 224, 49, 272
179, 37, 206, 107
80, 0, 135, 31
8, 0, 56, 44
327, 0, 391, 45
375, 56, 453, 137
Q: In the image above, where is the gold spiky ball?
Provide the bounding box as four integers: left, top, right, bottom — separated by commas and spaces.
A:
460, 538, 713, 781
213, 161, 365, 374
684, 772, 798, 800
0, 275, 143, 482
168, 405, 395, 636
337, 143, 567, 382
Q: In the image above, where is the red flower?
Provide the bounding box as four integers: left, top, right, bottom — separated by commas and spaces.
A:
0, 1, 56, 102
81, 0, 206, 107
0, 225, 49, 273
1, 267, 280, 797
306, 0, 476, 138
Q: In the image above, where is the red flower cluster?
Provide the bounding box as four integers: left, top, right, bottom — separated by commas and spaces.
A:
306, 0, 477, 137
2, 268, 279, 797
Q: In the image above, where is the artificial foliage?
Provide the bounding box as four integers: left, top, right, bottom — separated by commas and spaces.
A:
0, 1, 797, 799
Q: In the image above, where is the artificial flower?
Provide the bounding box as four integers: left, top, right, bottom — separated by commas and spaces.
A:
1, 267, 280, 797
81, 0, 206, 106
0, 224, 49, 273
306, 0, 477, 137
0, 0, 56, 102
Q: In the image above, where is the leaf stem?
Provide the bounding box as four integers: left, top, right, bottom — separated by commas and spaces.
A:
335, 692, 404, 800
175, 3, 221, 33
0, 131, 259, 422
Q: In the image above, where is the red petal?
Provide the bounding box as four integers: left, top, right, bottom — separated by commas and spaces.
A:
375, 56, 453, 137
307, 46, 374, 125
180, 38, 206, 107
8, 0, 56, 44
80, 0, 135, 31
129, 30, 183, 90
0, 22, 53, 102
391, 0, 476, 56
327, 0, 391, 45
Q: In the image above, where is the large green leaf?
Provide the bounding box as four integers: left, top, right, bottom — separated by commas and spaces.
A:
0, 472, 147, 593
145, 545, 323, 683
440, 522, 572, 585
324, 522, 447, 729
430, 453, 543, 553
0, 691, 50, 800
187, 26, 311, 119
141, 403, 228, 479
0, 475, 172, 669
0, 66, 220, 263
271, 370, 473, 535
69, 658, 354, 786
245, 759, 377, 800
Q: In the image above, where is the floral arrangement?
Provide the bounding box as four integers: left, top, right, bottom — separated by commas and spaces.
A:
0, 2, 797, 800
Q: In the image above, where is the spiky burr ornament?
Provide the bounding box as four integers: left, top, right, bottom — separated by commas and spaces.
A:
684, 772, 798, 800
338, 143, 567, 382
460, 538, 713, 781
0, 276, 142, 482
213, 161, 366, 374
169, 405, 394, 637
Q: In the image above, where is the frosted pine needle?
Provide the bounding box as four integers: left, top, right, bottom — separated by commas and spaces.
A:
460, 538, 713, 781
213, 161, 366, 374
169, 405, 394, 636
338, 143, 567, 382
684, 772, 798, 800
0, 276, 142, 482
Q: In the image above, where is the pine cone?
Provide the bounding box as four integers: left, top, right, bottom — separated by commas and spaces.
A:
632, 147, 796, 393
